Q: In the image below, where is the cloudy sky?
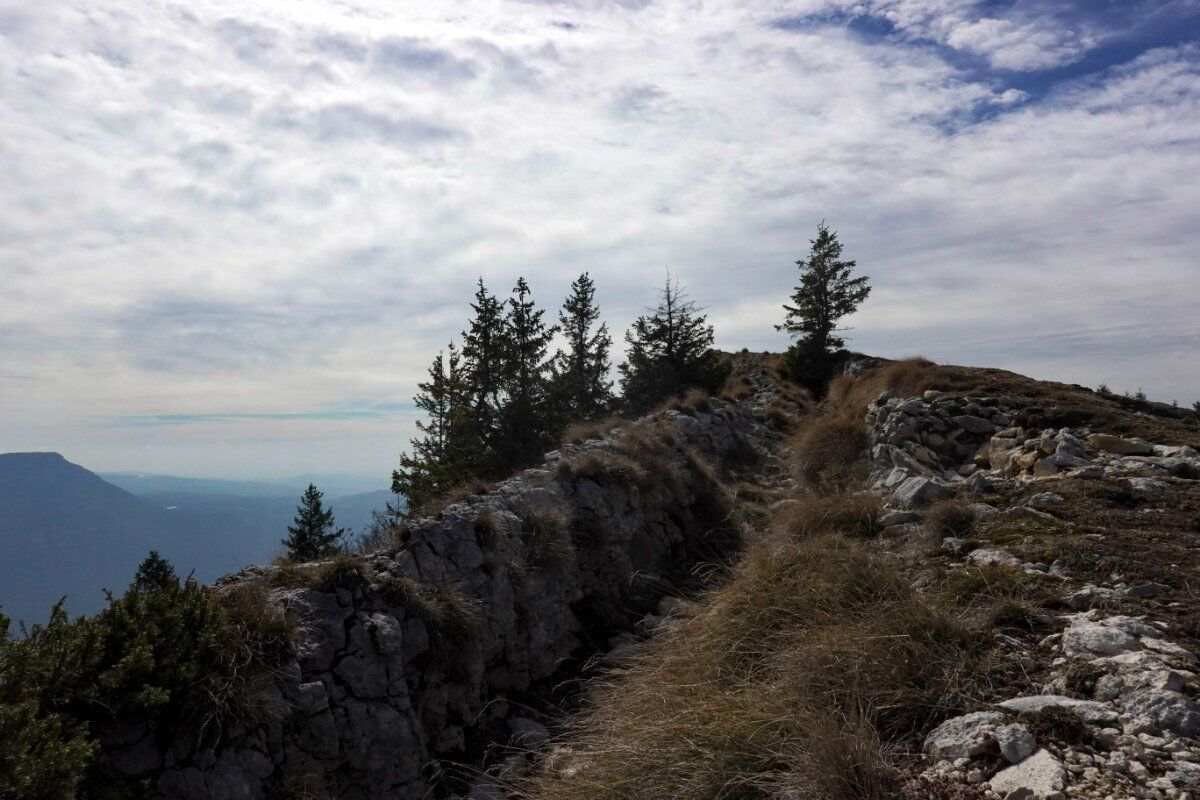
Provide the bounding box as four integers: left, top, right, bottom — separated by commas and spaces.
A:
1, 0, 1198, 481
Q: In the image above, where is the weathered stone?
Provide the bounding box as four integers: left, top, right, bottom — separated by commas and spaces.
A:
989, 749, 1066, 799
967, 548, 1021, 568
995, 723, 1037, 763
924, 711, 1009, 759
997, 695, 1119, 725
954, 415, 997, 434
1062, 584, 1122, 611
1087, 434, 1155, 455
892, 476, 954, 509
1062, 621, 1141, 658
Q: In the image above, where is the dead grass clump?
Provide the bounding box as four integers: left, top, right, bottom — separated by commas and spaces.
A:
474, 507, 505, 548
520, 505, 574, 566
660, 388, 713, 416
825, 358, 940, 421
763, 400, 800, 431
375, 575, 479, 647
613, 425, 686, 491
925, 500, 976, 539
561, 416, 628, 445
353, 510, 411, 555
790, 711, 895, 800
559, 449, 650, 488
415, 479, 493, 519
720, 374, 753, 402
525, 535, 997, 800
787, 413, 869, 491
216, 581, 296, 656
771, 493, 882, 540
940, 565, 1046, 608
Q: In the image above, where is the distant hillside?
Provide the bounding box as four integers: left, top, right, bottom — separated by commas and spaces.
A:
0, 453, 396, 624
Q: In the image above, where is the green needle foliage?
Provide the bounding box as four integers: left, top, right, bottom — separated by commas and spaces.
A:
282, 484, 345, 561
778, 222, 871, 394
550, 272, 615, 425
0, 552, 293, 799
619, 274, 728, 414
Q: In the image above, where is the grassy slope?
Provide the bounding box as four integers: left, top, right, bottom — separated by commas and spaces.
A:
523, 357, 1200, 800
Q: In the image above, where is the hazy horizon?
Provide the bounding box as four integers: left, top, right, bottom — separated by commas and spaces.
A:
3, 0, 1198, 478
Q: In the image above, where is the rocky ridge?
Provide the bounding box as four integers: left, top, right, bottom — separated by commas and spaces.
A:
866, 386, 1200, 800
126, 397, 770, 800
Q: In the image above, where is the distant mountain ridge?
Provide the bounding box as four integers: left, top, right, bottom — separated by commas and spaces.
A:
0, 453, 396, 625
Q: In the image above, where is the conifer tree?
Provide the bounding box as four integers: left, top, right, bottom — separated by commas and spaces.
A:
619, 274, 728, 413
496, 277, 558, 468
778, 221, 871, 394
392, 344, 472, 509
282, 484, 344, 561
550, 272, 614, 423
131, 550, 178, 593
461, 279, 506, 463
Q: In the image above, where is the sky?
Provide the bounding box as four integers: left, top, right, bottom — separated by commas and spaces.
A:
1, 0, 1198, 481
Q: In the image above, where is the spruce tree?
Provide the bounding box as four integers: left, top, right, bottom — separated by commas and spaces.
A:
461, 279, 506, 466
778, 222, 871, 394
550, 272, 614, 424
392, 344, 472, 510
496, 277, 558, 469
131, 550, 178, 593
619, 274, 728, 414
282, 484, 345, 561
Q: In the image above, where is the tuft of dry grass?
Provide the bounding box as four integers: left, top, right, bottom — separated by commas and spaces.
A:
525, 534, 997, 800
374, 574, 479, 647
763, 400, 800, 432
925, 500, 976, 540
659, 388, 713, 416
720, 374, 754, 402
558, 449, 650, 488
520, 505, 574, 566
787, 412, 870, 492
414, 479, 494, 519
771, 492, 882, 540
561, 416, 628, 445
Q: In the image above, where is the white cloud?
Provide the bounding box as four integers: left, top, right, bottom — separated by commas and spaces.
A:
0, 1, 1197, 478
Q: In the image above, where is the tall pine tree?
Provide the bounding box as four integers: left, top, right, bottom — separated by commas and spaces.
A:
496, 277, 557, 469
282, 484, 345, 561
461, 279, 506, 468
550, 272, 614, 424
777, 221, 871, 394
392, 343, 472, 510
619, 274, 728, 413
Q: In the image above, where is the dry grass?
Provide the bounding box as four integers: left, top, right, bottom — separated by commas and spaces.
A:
787, 412, 870, 491
924, 500, 976, 540
771, 492, 882, 540
558, 449, 650, 488
720, 374, 754, 402
374, 574, 479, 647
216, 581, 297, 653
525, 534, 997, 800
659, 388, 713, 416
763, 400, 800, 432
562, 416, 628, 445
414, 478, 494, 519
520, 505, 574, 566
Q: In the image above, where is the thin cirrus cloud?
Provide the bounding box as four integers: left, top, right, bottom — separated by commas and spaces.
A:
0, 0, 1197, 480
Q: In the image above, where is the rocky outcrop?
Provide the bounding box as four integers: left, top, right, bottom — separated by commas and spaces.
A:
864, 382, 1200, 799
138, 402, 765, 799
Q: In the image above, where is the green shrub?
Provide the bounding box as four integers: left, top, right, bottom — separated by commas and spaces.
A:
0, 554, 294, 798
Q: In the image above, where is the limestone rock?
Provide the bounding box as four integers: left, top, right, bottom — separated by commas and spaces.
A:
892, 476, 954, 509
923, 711, 1009, 759
1087, 433, 1154, 455
989, 749, 1065, 799
997, 695, 1118, 725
